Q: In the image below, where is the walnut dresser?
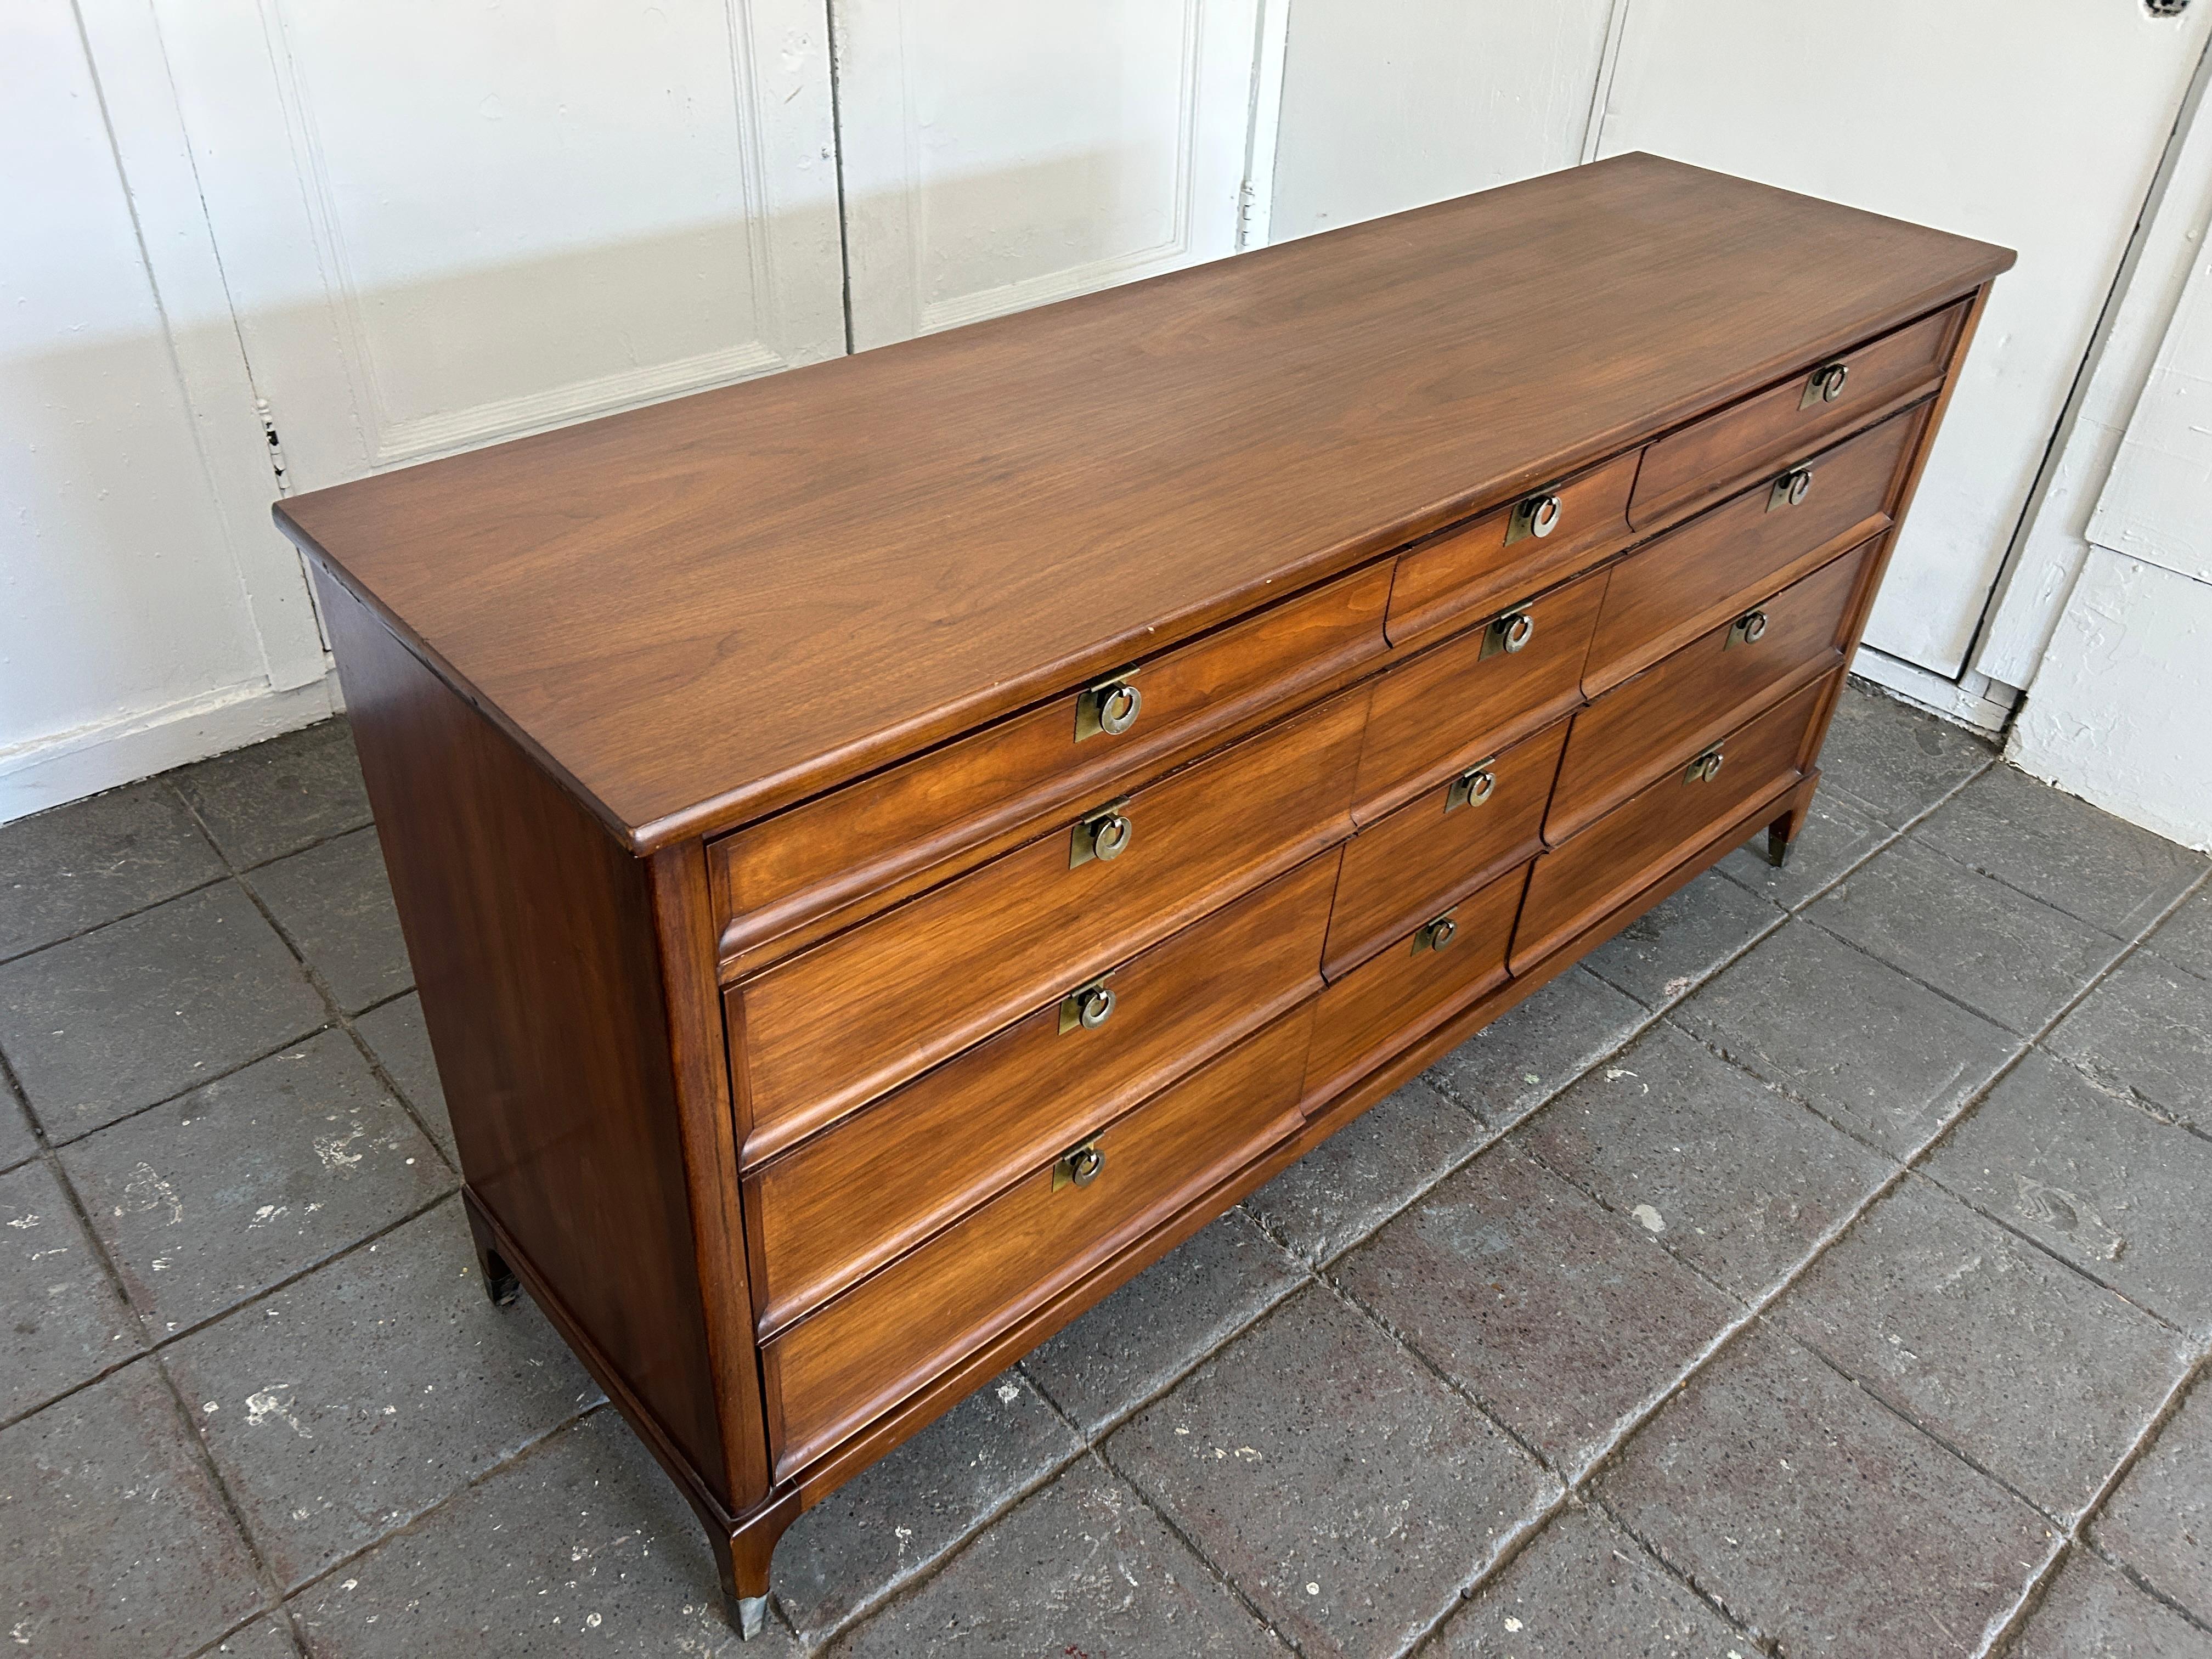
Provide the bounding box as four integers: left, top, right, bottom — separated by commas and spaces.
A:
275, 154, 2012, 1635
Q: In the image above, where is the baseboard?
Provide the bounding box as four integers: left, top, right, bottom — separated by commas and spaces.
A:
0, 667, 342, 825
1847, 645, 2019, 734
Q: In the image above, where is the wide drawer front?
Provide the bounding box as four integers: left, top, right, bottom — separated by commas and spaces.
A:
1304, 859, 1527, 1100
730, 687, 1367, 1163
1549, 540, 1872, 843
1585, 404, 1926, 697
744, 854, 1338, 1338
1324, 718, 1565, 979
1515, 674, 1832, 970
760, 1007, 1313, 1477
1385, 450, 1639, 650
1629, 300, 1966, 528
1356, 567, 1607, 820
710, 561, 1391, 969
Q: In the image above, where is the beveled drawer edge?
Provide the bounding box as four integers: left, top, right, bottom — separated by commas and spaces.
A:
775, 782, 1778, 1508
1582, 508, 1890, 702
729, 782, 1357, 1172
1622, 297, 1969, 536
710, 579, 1390, 981
1547, 648, 1844, 850
741, 862, 1336, 1340
1319, 836, 1542, 985
762, 1007, 1316, 1479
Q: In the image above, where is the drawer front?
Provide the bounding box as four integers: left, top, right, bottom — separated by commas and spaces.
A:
730, 687, 1367, 1162
1324, 717, 1566, 979
1304, 860, 1527, 1100
761, 1007, 1312, 1476
1586, 404, 1925, 697
745, 854, 1338, 1337
712, 562, 1391, 966
1549, 540, 1871, 843
1629, 300, 1965, 528
1515, 674, 1831, 970
1356, 566, 1607, 820
1385, 450, 1639, 650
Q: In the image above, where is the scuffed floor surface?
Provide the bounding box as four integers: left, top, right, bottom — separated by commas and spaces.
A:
3, 679, 2209, 1658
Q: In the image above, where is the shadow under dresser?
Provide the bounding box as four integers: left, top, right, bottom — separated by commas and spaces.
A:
272, 152, 2013, 1635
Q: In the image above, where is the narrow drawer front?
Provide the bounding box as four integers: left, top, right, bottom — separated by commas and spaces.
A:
1356, 566, 1607, 821
1385, 450, 1639, 650
1548, 540, 1872, 843
1629, 300, 1965, 528
1585, 404, 1925, 697
1515, 674, 1831, 971
761, 1008, 1312, 1477
1304, 860, 1527, 1099
730, 688, 1367, 1163
1324, 718, 1566, 979
711, 562, 1391, 965
745, 854, 1338, 1338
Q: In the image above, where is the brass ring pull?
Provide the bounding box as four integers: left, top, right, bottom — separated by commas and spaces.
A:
1528, 494, 1562, 538
1075, 673, 1143, 741
1412, 912, 1459, 955
1769, 467, 1814, 511
1483, 608, 1536, 658
1801, 361, 1849, 408
1447, 763, 1497, 813
1071, 801, 1135, 868
1075, 984, 1114, 1030
1728, 608, 1770, 650
1054, 1142, 1105, 1189
1097, 681, 1141, 735
1684, 747, 1726, 785
1092, 813, 1131, 859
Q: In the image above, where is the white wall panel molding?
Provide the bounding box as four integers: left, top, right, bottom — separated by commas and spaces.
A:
1597, 0, 2212, 682
2008, 551, 2211, 849
153, 0, 848, 492
835, 0, 1262, 350
0, 674, 339, 826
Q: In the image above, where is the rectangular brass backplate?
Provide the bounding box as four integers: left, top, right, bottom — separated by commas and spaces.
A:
1503, 492, 1554, 546
1479, 610, 1531, 661
1052, 1138, 1103, 1190
1074, 667, 1141, 742
1069, 798, 1132, 869
1446, 760, 1497, 813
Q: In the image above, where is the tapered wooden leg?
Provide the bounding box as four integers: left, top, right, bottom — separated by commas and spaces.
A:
709, 1489, 801, 1641
1764, 770, 1823, 868
463, 1190, 521, 1307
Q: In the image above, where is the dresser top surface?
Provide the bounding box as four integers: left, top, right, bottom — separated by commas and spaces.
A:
277, 153, 2011, 851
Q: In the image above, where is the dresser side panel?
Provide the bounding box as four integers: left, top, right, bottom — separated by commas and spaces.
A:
315, 569, 732, 1506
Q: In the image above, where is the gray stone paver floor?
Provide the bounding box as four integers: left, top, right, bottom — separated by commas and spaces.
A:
2, 680, 2207, 1658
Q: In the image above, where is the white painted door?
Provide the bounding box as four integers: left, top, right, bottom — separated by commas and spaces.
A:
151, 0, 849, 495
1593, 0, 2212, 680
833, 0, 1266, 351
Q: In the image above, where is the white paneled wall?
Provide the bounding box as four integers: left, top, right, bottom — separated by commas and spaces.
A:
1268, 0, 1618, 240
9, 0, 2212, 844
0, 1, 329, 822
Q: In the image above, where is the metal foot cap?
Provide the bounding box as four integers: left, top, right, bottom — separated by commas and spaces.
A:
733, 1594, 769, 1641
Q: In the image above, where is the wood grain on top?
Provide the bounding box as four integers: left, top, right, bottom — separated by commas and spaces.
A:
275, 153, 2012, 851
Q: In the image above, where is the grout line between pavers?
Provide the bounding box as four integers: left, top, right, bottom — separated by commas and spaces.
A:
0, 761, 376, 974
0, 1035, 317, 1653
1973, 1352, 2212, 1656
270, 1397, 616, 1613
179, 786, 456, 1184
0, 1182, 461, 1438
777, 1383, 1096, 1653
